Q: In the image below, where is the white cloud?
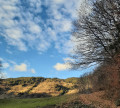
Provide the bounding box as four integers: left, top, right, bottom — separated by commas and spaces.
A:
5, 28, 23, 40
54, 57, 75, 71
0, 0, 43, 52
2, 5, 17, 10
0, 0, 92, 54
63, 57, 74, 62
30, 68, 36, 74
14, 63, 27, 72
53, 0, 64, 4
0, 58, 10, 69
44, 0, 90, 54
3, 63, 10, 69
47, 27, 57, 41
1, 59, 37, 75
37, 40, 50, 52
28, 22, 41, 33
54, 63, 72, 71
0, 57, 4, 61
0, 72, 7, 79
62, 20, 72, 32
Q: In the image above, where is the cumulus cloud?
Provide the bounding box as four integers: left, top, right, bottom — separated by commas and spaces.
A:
54, 57, 75, 71
10, 61, 36, 74
54, 63, 72, 71
0, 58, 36, 75
13, 63, 27, 72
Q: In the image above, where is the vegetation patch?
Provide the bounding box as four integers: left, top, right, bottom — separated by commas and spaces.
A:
0, 94, 77, 108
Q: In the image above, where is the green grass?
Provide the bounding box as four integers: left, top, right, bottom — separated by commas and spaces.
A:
0, 94, 74, 108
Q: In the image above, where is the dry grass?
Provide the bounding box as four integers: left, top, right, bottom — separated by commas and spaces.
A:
0, 79, 77, 98
66, 89, 79, 95
30, 80, 75, 96
7, 85, 34, 95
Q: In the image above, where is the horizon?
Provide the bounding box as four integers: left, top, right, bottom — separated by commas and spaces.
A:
4, 76, 80, 80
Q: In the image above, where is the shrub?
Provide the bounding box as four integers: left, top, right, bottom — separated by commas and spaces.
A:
115, 99, 120, 106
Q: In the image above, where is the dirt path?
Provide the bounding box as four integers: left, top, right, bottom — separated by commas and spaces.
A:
79, 91, 118, 108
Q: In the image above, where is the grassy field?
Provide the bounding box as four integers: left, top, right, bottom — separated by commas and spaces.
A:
0, 94, 75, 108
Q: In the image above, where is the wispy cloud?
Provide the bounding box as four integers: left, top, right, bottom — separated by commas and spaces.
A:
0, 58, 10, 69
0, 57, 4, 61
3, 63, 10, 69
0, 72, 7, 79
30, 69, 36, 74
63, 57, 74, 62
6, 49, 13, 54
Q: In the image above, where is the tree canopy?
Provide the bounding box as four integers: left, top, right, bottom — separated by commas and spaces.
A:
71, 0, 120, 68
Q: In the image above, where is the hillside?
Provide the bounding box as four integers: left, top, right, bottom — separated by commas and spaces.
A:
1, 77, 120, 107
0, 77, 79, 99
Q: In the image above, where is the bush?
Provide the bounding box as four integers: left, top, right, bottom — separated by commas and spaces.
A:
115, 99, 120, 106
77, 73, 93, 93
55, 84, 69, 95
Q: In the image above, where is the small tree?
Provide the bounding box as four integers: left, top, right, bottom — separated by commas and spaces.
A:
0, 61, 6, 79
0, 61, 3, 79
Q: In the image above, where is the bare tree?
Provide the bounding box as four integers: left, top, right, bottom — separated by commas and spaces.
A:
0, 61, 4, 79
71, 0, 120, 69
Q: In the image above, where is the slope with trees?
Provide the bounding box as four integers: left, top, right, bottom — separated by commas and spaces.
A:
71, 0, 120, 100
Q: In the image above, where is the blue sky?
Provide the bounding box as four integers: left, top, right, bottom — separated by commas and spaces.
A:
0, 0, 94, 79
